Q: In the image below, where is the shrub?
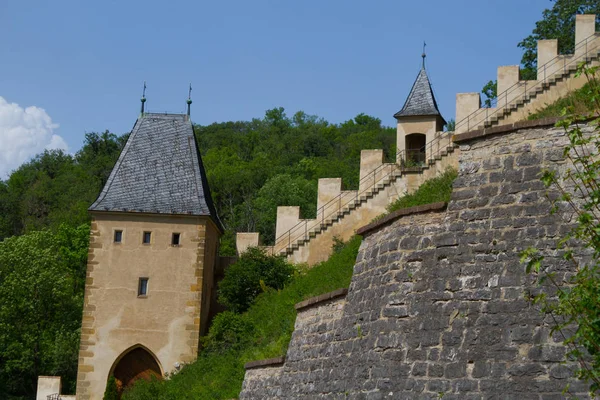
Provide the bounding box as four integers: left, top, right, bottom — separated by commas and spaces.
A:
103, 375, 119, 400
218, 247, 295, 313
200, 311, 254, 353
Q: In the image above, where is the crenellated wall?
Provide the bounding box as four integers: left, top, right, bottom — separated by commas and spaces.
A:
239, 121, 594, 399
237, 132, 459, 266
455, 14, 599, 134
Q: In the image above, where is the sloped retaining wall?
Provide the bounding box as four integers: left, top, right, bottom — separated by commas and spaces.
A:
239, 122, 593, 399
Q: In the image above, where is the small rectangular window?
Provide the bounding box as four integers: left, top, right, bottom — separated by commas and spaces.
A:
138, 278, 148, 296
172, 233, 181, 246
114, 230, 123, 243
143, 231, 151, 244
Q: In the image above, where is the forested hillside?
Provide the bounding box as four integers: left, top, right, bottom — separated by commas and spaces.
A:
0, 108, 395, 399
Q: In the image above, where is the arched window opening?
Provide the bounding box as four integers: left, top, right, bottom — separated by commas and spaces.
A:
405, 133, 426, 165
109, 346, 162, 397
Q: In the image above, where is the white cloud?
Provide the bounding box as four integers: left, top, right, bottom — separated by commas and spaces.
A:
0, 96, 68, 179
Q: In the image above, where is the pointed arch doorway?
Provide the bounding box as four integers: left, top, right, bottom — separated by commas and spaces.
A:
109, 345, 163, 397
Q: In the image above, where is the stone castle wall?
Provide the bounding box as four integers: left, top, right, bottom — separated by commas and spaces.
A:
239, 121, 593, 399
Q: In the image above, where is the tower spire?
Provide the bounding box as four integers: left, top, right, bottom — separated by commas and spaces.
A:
140, 81, 147, 115
186, 83, 192, 117
421, 41, 426, 69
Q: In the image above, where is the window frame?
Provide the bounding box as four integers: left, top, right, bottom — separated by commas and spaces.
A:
171, 232, 181, 247
114, 230, 123, 244
142, 231, 151, 245
138, 277, 149, 297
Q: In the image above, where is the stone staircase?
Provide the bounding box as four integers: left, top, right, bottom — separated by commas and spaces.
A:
274, 141, 459, 257
455, 29, 600, 134
484, 49, 600, 130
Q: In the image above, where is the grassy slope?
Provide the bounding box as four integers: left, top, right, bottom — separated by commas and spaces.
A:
527, 81, 596, 120
123, 236, 362, 400
386, 167, 457, 213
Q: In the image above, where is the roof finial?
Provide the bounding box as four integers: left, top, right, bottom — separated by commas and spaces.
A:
421, 41, 426, 69
187, 83, 192, 117
140, 81, 147, 115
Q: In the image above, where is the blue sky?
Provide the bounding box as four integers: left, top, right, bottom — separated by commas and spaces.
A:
0, 0, 551, 176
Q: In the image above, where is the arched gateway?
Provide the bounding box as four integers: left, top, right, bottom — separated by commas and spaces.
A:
110, 345, 162, 393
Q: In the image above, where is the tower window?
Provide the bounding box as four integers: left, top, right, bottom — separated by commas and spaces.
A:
138, 278, 149, 297
143, 231, 151, 244
172, 233, 181, 246
114, 230, 123, 243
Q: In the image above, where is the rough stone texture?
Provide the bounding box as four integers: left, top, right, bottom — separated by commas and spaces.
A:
239, 124, 594, 399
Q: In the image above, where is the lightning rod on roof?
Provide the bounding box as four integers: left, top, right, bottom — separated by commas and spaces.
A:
140, 81, 147, 115
422, 41, 427, 69
187, 83, 192, 117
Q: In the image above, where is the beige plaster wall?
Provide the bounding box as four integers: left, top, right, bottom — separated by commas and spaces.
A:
275, 206, 300, 248
537, 39, 558, 77
497, 65, 520, 95
317, 178, 342, 212
236, 232, 260, 255
455, 93, 481, 133
36, 376, 61, 400
576, 14, 597, 57
358, 150, 383, 192
76, 213, 218, 400
395, 116, 442, 157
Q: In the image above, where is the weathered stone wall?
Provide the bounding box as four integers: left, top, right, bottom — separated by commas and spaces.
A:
239, 123, 593, 399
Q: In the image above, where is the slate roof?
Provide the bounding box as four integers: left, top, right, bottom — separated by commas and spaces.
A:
394, 67, 445, 122
89, 113, 223, 232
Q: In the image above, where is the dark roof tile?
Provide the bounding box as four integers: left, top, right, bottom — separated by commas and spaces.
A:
89, 113, 223, 231
394, 68, 444, 120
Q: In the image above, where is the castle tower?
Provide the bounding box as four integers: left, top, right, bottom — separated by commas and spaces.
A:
76, 111, 223, 399
394, 54, 445, 164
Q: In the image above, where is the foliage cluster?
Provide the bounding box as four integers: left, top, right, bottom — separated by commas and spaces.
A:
217, 247, 296, 313
521, 64, 600, 393
386, 167, 458, 213
122, 236, 362, 400
197, 109, 395, 252
103, 375, 119, 400
0, 224, 89, 399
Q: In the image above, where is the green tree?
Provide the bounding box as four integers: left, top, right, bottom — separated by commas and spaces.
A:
218, 247, 295, 313
0, 224, 89, 398
481, 80, 498, 108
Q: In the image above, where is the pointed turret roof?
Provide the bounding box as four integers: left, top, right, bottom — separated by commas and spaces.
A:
394, 66, 445, 122
89, 113, 223, 232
